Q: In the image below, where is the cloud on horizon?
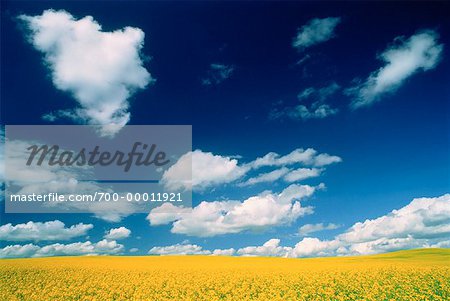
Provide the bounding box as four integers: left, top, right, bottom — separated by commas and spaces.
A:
146, 193, 450, 257
0, 239, 124, 258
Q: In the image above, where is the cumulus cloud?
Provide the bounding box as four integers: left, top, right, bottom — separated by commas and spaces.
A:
0, 239, 124, 258
201, 63, 234, 85
147, 194, 450, 258
0, 220, 93, 242
104, 227, 131, 240
347, 30, 443, 109
298, 223, 340, 236
19, 9, 152, 136
293, 17, 341, 50
162, 150, 249, 192
237, 239, 291, 257
291, 193, 450, 257
212, 248, 236, 256
148, 243, 211, 255
148, 183, 321, 237
162, 148, 341, 191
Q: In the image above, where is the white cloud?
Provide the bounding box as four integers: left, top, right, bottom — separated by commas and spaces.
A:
212, 248, 236, 256
284, 168, 322, 182
148, 183, 321, 237
347, 30, 443, 109
240, 167, 322, 186
0, 239, 124, 258
239, 167, 290, 186
148, 243, 211, 255
291, 193, 450, 257
298, 223, 340, 236
338, 194, 450, 244
250, 148, 341, 169
104, 226, 131, 240
293, 17, 341, 50
0, 220, 93, 242
202, 63, 234, 85
129, 247, 139, 253
289, 237, 343, 257
146, 194, 450, 258
161, 148, 340, 191
237, 239, 291, 257
20, 9, 152, 136
162, 150, 249, 192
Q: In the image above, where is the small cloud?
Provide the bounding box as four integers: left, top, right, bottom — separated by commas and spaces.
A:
148, 243, 211, 255
298, 223, 340, 236
201, 63, 234, 85
129, 248, 139, 253
104, 227, 131, 240
347, 29, 443, 109
212, 248, 236, 256
270, 83, 340, 121
293, 17, 341, 50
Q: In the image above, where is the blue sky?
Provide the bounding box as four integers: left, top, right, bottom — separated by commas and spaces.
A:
0, 1, 449, 257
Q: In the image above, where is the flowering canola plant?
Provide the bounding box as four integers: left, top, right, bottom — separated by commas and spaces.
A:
0, 249, 449, 300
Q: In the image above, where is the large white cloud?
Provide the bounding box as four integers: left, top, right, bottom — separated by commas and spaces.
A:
290, 193, 450, 256
0, 220, 93, 242
19, 9, 152, 136
162, 148, 341, 191
0, 239, 124, 258
162, 150, 249, 192
104, 227, 131, 240
347, 30, 443, 109
293, 17, 341, 50
148, 183, 321, 237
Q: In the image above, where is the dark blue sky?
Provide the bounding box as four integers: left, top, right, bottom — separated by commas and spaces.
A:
1, 1, 449, 255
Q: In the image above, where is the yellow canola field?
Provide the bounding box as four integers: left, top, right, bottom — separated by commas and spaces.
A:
1, 249, 449, 301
